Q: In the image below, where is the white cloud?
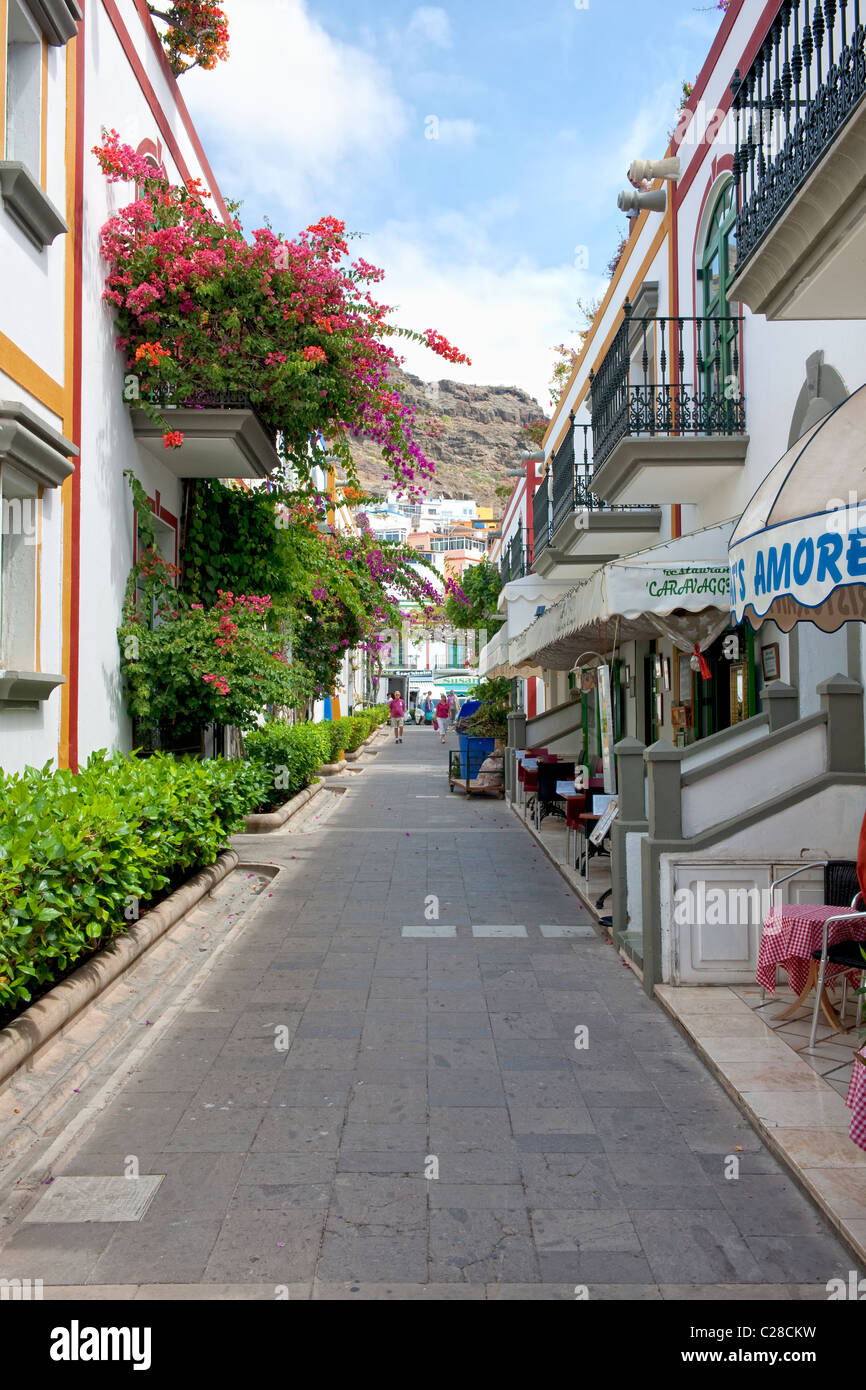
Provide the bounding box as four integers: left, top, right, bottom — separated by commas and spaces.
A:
184, 0, 408, 210
364, 219, 605, 408
181, 3, 600, 408
406, 6, 453, 49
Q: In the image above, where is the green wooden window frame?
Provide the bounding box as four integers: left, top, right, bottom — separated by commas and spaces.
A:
700, 180, 738, 404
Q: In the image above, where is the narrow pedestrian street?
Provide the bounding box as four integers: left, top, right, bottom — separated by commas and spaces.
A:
0, 728, 851, 1299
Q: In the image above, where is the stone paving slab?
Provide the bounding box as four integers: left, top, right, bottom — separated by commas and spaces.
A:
0, 727, 855, 1297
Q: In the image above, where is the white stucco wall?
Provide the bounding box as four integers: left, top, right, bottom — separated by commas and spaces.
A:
75, 1, 227, 763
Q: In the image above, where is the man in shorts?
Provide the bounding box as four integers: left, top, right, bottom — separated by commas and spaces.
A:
389, 690, 405, 743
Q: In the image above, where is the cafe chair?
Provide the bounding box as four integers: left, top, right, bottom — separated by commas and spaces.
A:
535, 759, 575, 829
808, 862, 866, 1048
762, 859, 857, 1004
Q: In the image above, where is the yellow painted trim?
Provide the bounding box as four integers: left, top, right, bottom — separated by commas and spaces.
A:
545, 205, 671, 461
58, 32, 77, 770
0, 0, 6, 155
0, 331, 64, 415
40, 37, 47, 189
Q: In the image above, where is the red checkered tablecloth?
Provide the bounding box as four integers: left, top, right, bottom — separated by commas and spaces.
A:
756, 904, 866, 995
846, 1049, 866, 1151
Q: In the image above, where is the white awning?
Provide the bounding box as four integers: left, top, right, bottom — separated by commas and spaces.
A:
730, 384, 866, 632
509, 521, 734, 670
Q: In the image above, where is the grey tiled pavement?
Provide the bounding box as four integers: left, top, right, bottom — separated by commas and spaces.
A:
0, 725, 855, 1297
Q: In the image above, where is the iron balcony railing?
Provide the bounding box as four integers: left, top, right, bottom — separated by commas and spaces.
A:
141, 387, 282, 450
500, 522, 526, 584
550, 416, 654, 531
589, 304, 746, 473
533, 475, 552, 560
731, 0, 866, 267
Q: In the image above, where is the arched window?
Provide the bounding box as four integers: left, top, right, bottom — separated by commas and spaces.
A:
700, 181, 739, 419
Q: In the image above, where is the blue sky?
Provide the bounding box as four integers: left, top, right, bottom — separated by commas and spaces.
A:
184, 0, 726, 409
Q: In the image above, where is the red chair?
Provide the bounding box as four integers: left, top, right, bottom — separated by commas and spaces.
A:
566, 793, 588, 866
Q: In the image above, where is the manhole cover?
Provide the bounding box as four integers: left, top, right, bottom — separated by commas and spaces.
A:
24, 1176, 164, 1224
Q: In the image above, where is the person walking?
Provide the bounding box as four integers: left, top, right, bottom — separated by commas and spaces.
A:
388, 690, 405, 744
422, 693, 433, 726
435, 693, 450, 744
447, 690, 459, 731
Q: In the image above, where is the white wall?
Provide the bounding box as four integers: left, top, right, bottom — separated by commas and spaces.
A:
75, 1, 228, 762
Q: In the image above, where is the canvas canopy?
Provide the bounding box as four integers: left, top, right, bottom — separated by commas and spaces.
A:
729, 384, 866, 633
509, 522, 734, 671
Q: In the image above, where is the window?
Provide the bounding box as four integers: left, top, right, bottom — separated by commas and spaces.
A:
134, 502, 178, 628
700, 181, 739, 404
5, 0, 42, 172
0, 463, 39, 669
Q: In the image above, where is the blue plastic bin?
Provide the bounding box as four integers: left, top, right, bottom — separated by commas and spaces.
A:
458, 734, 495, 779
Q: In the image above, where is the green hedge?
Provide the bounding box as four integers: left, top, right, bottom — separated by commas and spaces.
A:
0, 751, 265, 1011
244, 721, 331, 809
0, 705, 392, 1016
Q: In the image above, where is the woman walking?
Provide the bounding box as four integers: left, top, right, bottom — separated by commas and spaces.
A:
388, 690, 405, 744
447, 690, 459, 731
435, 693, 450, 744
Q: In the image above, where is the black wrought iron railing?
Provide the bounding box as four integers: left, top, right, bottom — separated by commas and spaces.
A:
731, 1, 866, 267
500, 523, 526, 583
533, 476, 552, 560
550, 416, 652, 530
141, 386, 281, 449
589, 304, 746, 473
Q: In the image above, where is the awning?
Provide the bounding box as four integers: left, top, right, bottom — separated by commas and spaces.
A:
479, 625, 542, 679
730, 384, 866, 633
509, 521, 734, 671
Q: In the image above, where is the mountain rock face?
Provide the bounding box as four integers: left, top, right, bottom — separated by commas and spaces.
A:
348, 367, 546, 510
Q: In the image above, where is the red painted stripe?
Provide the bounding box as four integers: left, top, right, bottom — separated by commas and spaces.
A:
676, 0, 745, 136
69, 2, 87, 772
130, 0, 230, 223
676, 0, 787, 204
100, 0, 229, 223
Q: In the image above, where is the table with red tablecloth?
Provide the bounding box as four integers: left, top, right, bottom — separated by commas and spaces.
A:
756, 904, 866, 996
846, 1049, 866, 1151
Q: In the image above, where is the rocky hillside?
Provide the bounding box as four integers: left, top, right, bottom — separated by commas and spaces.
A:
348, 368, 546, 511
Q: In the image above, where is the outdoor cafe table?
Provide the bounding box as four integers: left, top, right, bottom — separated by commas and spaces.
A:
846, 1048, 866, 1151
756, 903, 866, 1029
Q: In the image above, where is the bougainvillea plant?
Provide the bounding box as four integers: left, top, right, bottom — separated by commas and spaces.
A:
93, 132, 470, 501
147, 2, 229, 75
119, 589, 312, 741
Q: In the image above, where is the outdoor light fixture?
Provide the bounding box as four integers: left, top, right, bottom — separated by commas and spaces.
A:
628, 156, 680, 184
569, 649, 606, 673
617, 187, 667, 214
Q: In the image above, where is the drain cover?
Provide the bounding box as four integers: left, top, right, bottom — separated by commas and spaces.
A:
24, 1175, 164, 1224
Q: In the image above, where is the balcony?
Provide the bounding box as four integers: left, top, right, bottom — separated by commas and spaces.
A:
546, 416, 662, 571
729, 1, 866, 319
130, 392, 283, 480
500, 524, 526, 584
588, 306, 748, 505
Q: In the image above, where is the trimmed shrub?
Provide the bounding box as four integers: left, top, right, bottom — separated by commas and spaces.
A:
244, 721, 331, 809
0, 751, 265, 1012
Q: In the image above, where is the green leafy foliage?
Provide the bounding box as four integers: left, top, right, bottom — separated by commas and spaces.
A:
0, 752, 264, 1011
119, 591, 312, 745
459, 677, 512, 738
445, 559, 503, 635
244, 707, 388, 808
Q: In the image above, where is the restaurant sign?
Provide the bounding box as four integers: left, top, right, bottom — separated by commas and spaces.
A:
730, 509, 866, 631
644, 566, 730, 602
